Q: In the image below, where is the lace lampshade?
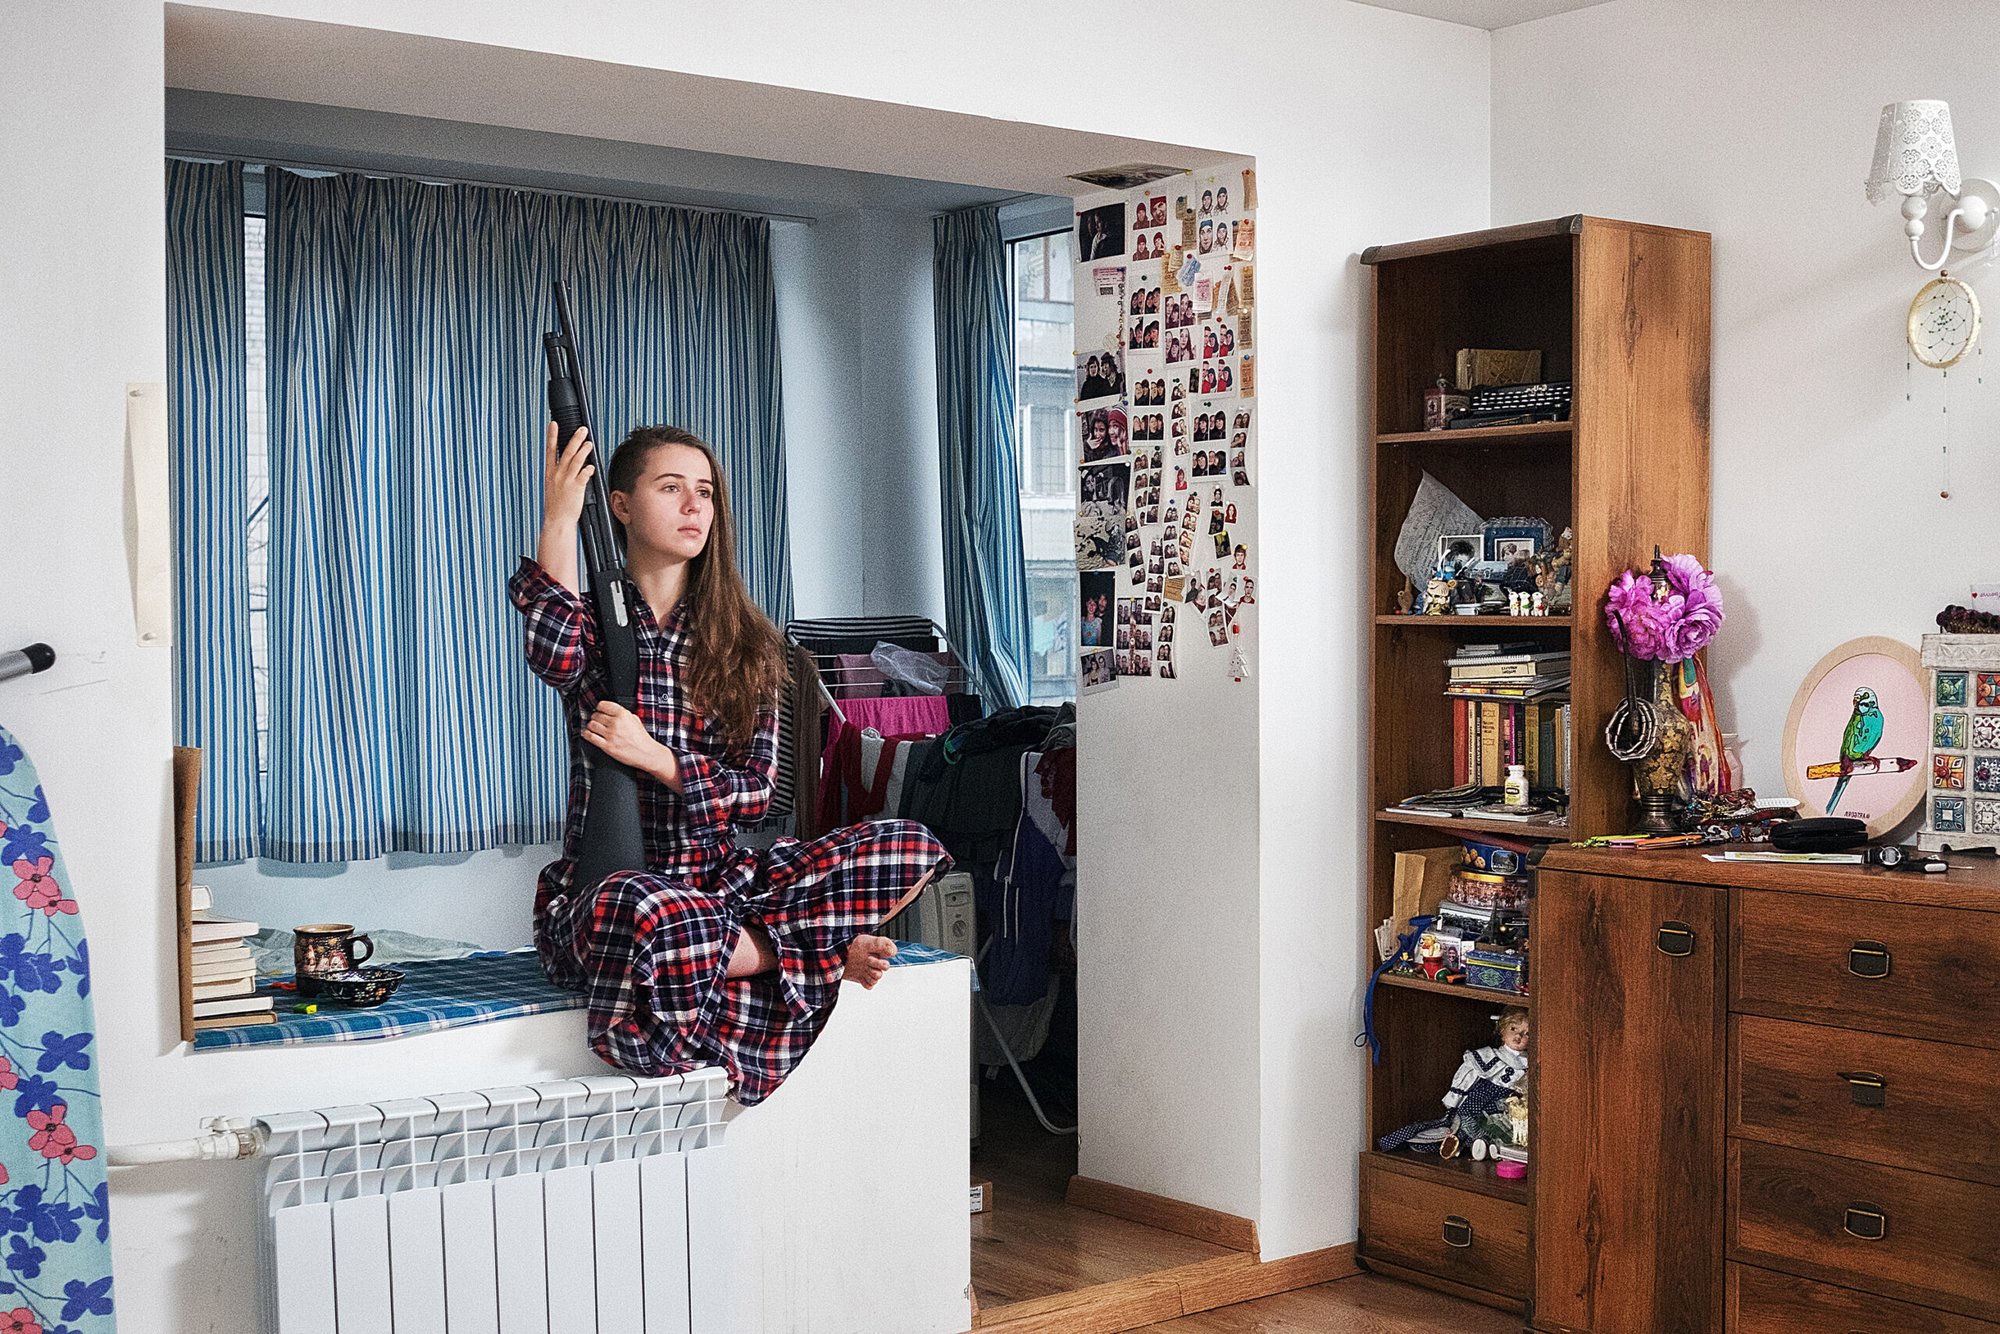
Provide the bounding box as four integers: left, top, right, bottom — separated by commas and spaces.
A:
1866, 100, 1963, 203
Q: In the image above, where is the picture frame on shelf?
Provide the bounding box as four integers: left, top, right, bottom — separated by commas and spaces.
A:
1482, 517, 1552, 565
1437, 533, 1482, 575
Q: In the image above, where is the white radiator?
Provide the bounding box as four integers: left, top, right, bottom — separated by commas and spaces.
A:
884, 868, 974, 956
259, 1070, 731, 1334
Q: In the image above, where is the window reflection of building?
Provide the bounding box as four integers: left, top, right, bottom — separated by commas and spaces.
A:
1016, 230, 1080, 708
1010, 229, 1078, 704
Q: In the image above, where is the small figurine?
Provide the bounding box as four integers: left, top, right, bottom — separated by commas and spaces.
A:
1418, 930, 1446, 979
1533, 527, 1575, 614
1424, 569, 1455, 615
1376, 1008, 1530, 1158
1395, 577, 1416, 615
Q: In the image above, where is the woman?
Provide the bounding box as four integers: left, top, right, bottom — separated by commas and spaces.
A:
511, 423, 948, 1104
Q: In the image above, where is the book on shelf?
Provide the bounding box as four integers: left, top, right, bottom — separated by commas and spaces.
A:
190, 950, 254, 978
1452, 696, 1572, 790
1448, 651, 1570, 680
1453, 641, 1541, 659
1463, 802, 1565, 825
193, 1012, 277, 1032
191, 974, 255, 1000
190, 910, 259, 945
192, 994, 273, 1019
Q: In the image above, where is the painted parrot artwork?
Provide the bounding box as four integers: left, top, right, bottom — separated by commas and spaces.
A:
1824, 686, 1885, 816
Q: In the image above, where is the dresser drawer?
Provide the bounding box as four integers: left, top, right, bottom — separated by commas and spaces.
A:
1359, 1156, 1528, 1305
1733, 1014, 2000, 1185
1730, 1139, 2000, 1318
1733, 890, 2000, 1048
1730, 1263, 2000, 1333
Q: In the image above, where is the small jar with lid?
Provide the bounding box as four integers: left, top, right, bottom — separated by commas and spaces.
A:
1503, 763, 1529, 808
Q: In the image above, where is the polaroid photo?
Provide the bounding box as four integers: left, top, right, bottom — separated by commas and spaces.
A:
1077, 349, 1125, 403
1080, 649, 1116, 691
1078, 406, 1130, 462
1078, 571, 1115, 648
1077, 203, 1127, 261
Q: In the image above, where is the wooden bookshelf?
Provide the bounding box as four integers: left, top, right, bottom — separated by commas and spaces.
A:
1377, 972, 1535, 1009
1359, 217, 1711, 1313
1374, 809, 1570, 841
1372, 614, 1573, 628
1376, 420, 1573, 449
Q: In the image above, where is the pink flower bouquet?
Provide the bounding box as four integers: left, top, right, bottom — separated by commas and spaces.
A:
1604, 552, 1723, 663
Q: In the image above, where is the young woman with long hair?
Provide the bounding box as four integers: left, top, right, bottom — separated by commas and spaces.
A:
510, 422, 948, 1104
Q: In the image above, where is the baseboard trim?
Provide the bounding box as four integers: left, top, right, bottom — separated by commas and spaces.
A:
1064, 1175, 1260, 1253
974, 1243, 1358, 1333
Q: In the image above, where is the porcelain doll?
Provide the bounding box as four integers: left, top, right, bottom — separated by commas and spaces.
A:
1376, 1009, 1530, 1158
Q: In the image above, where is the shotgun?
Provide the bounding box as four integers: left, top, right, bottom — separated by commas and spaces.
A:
545, 281, 647, 890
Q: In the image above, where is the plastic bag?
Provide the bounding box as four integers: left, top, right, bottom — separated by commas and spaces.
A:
871, 642, 949, 695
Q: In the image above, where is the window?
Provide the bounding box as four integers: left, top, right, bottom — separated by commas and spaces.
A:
244, 213, 271, 774
1009, 229, 1077, 705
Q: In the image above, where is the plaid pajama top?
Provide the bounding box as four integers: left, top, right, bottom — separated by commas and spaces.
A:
509, 558, 948, 1104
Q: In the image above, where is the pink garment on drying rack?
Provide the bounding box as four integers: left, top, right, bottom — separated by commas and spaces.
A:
837, 694, 952, 738
815, 694, 954, 831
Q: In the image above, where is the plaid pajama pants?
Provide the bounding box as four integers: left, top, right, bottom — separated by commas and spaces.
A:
540, 818, 949, 1105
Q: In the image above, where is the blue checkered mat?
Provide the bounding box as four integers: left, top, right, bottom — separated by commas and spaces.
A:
193, 944, 970, 1051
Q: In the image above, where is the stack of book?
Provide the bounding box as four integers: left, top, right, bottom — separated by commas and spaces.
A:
1446, 645, 1571, 791
187, 885, 273, 1030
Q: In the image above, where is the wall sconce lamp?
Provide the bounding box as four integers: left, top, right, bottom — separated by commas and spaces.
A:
1867, 101, 2000, 271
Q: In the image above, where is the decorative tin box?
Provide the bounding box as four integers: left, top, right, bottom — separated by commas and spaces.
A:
1919, 634, 2000, 854
1465, 948, 1527, 994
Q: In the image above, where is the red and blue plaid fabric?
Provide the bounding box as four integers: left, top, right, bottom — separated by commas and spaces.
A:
509, 559, 948, 1104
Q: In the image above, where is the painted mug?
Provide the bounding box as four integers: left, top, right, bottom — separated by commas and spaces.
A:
294, 923, 374, 998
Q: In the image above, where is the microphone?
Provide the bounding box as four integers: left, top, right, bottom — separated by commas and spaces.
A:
0, 644, 55, 684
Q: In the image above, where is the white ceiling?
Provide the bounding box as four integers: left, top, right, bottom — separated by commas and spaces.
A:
1350, 0, 1615, 29
163, 6, 1234, 205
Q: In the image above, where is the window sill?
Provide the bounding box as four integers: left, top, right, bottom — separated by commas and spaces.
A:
189, 943, 973, 1052
190, 952, 580, 1052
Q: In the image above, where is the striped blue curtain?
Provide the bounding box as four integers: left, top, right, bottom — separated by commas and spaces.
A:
166, 159, 261, 862
262, 170, 789, 861
933, 207, 1030, 708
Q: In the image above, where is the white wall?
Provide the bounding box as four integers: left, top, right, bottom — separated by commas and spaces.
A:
1, 6, 1494, 1329
1493, 0, 2000, 805
773, 209, 948, 622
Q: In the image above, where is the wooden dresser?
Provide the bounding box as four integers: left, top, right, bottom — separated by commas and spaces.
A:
1532, 845, 2000, 1332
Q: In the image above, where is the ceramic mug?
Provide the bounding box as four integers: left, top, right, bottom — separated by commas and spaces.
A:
294, 923, 374, 998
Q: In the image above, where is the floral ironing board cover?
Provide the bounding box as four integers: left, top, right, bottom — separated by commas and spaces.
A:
0, 726, 114, 1332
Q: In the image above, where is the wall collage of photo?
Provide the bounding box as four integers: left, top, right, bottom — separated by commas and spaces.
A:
1073, 165, 1257, 690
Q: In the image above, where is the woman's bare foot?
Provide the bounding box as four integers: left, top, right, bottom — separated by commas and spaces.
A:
843, 934, 897, 989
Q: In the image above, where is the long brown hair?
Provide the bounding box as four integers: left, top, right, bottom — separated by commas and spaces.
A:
609, 425, 785, 752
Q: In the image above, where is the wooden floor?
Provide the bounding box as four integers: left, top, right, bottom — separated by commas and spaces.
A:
973, 1083, 1236, 1309
1134, 1273, 1523, 1331
973, 1083, 1518, 1333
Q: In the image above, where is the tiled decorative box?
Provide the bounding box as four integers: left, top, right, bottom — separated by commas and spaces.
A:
1465, 947, 1527, 994
1919, 634, 2000, 853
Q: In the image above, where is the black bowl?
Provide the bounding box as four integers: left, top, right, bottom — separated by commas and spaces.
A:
314, 966, 405, 1008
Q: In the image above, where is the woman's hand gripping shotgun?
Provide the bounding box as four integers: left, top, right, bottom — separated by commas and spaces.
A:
545, 281, 647, 891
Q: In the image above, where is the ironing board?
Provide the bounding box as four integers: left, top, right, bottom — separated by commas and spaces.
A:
0, 725, 115, 1331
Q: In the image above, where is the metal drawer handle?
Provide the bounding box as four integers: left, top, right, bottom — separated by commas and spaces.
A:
1842, 1204, 1888, 1240
1848, 942, 1892, 979
1442, 1214, 1474, 1248
1656, 921, 1695, 957
1838, 1071, 1886, 1107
